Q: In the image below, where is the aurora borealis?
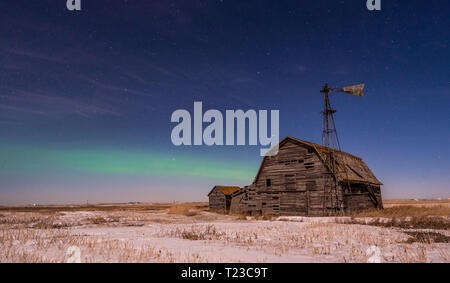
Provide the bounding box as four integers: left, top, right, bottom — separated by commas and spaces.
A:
0, 142, 257, 204
0, 143, 255, 180
0, 1, 449, 204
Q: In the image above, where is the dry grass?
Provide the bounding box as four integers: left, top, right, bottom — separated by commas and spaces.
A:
0, 202, 209, 214
155, 221, 448, 262
351, 205, 450, 218
0, 201, 448, 263
179, 225, 225, 240
1, 213, 447, 263
392, 245, 428, 263
383, 199, 450, 208
321, 198, 450, 234
342, 216, 449, 230
87, 216, 121, 225
236, 214, 250, 220
0, 227, 186, 263
404, 232, 450, 244
254, 213, 276, 221
386, 217, 446, 230
168, 203, 202, 217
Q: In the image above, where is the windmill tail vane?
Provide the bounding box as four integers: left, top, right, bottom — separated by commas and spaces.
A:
342, 84, 365, 97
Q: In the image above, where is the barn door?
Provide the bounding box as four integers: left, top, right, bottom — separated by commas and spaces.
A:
278, 174, 308, 216
279, 192, 308, 216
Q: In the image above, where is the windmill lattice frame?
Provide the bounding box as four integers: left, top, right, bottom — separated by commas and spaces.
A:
319, 83, 364, 214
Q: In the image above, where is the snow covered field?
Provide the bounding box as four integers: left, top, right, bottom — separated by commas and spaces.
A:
0, 206, 448, 263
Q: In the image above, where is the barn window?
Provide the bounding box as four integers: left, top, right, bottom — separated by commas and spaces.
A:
282, 159, 304, 165
305, 162, 314, 169
266, 179, 271, 187
308, 148, 314, 153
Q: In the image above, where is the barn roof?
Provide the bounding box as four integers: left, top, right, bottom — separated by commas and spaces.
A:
208, 186, 241, 196
254, 136, 382, 186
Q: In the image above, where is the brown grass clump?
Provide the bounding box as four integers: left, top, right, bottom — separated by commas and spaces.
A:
184, 211, 198, 217
394, 245, 429, 263
400, 217, 449, 230
168, 204, 198, 217
347, 203, 450, 230
228, 211, 251, 220
343, 216, 449, 230
179, 225, 225, 241
237, 214, 249, 220
383, 199, 450, 208
404, 232, 450, 244
260, 213, 275, 221
351, 205, 450, 218
87, 216, 120, 225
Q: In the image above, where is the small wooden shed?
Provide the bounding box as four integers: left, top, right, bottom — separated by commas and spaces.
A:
208, 186, 241, 212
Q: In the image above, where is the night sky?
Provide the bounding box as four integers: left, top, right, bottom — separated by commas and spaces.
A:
0, 1, 449, 205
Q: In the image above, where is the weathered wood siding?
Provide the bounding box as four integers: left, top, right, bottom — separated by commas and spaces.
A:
208, 188, 226, 212
228, 141, 333, 216
254, 140, 333, 216
228, 139, 382, 216
343, 184, 382, 212
230, 191, 245, 214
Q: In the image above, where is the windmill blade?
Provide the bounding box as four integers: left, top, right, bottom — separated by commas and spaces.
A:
342, 84, 364, 97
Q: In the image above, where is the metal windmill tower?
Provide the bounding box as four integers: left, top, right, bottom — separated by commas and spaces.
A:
320, 83, 365, 214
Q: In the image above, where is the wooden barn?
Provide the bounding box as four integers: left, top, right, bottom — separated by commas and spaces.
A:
208, 186, 241, 212
229, 136, 382, 216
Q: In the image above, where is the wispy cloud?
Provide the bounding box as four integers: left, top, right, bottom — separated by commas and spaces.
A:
0, 88, 121, 119
82, 77, 155, 98
2, 48, 68, 64
0, 103, 49, 116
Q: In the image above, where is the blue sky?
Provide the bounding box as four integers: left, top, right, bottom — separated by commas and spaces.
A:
0, 1, 449, 204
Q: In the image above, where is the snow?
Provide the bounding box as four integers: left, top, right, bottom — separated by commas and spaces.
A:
0, 210, 448, 262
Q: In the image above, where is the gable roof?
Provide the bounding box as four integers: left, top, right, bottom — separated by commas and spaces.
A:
254, 136, 382, 186
208, 186, 241, 196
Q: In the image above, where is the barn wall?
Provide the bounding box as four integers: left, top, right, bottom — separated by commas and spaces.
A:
229, 185, 260, 215
226, 139, 383, 216
225, 195, 233, 211
240, 141, 339, 216
374, 186, 383, 208
208, 188, 226, 212
230, 191, 245, 214
343, 184, 382, 212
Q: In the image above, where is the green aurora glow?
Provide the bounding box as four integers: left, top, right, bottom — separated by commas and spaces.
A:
0, 144, 256, 181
